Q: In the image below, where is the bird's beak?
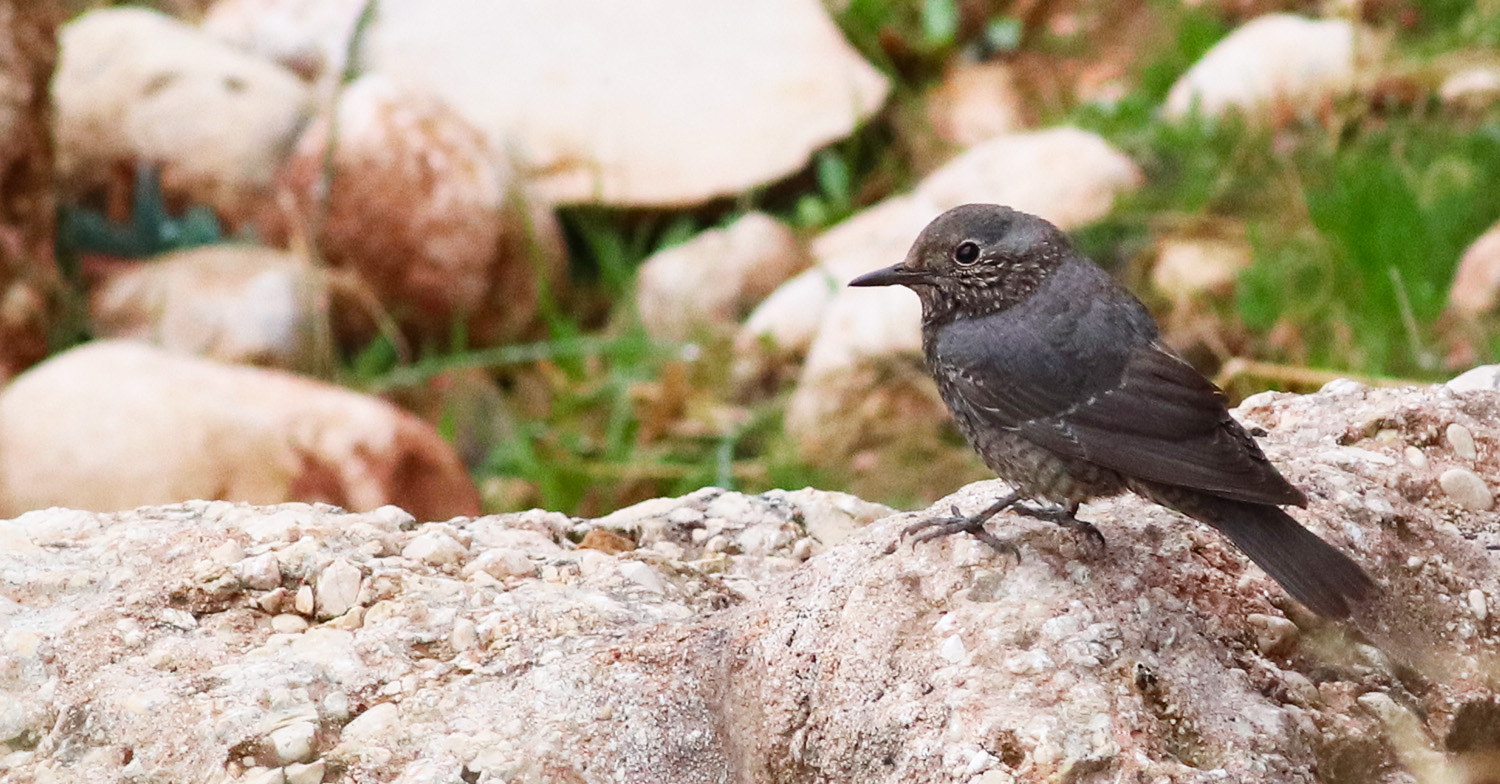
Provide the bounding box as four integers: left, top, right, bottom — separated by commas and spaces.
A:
848, 263, 924, 288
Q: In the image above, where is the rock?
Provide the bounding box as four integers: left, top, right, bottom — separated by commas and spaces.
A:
1164, 14, 1364, 122
925, 61, 1027, 147
1448, 364, 1500, 393
1, 384, 1498, 782
1439, 65, 1500, 112
763, 128, 1142, 467
1447, 222, 1500, 318
0, 341, 478, 519
1439, 467, 1494, 511
0, 1, 61, 385
267, 74, 566, 347
54, 8, 312, 224
635, 213, 811, 341
1150, 233, 1254, 302
89, 244, 332, 371
1447, 423, 1478, 461
402, 531, 468, 567
314, 558, 363, 619
360, 0, 888, 207
201, 0, 367, 79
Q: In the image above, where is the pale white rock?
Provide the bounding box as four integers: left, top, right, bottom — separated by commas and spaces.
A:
1447, 364, 1500, 393
1469, 589, 1489, 622
762, 488, 893, 546
339, 702, 400, 745
1150, 234, 1254, 301
1447, 423, 1478, 461
0, 341, 479, 519
1439, 468, 1494, 511
294, 585, 315, 616
616, 560, 666, 595
314, 559, 363, 619
269, 74, 565, 346
284, 759, 328, 784
54, 8, 311, 222
450, 617, 478, 651
1164, 14, 1363, 121
272, 614, 310, 634
1448, 222, 1500, 318
269, 720, 318, 764
925, 62, 1026, 147
202, 0, 367, 78
403, 531, 468, 567
939, 634, 967, 664
89, 245, 331, 372
466, 548, 536, 580
636, 213, 811, 340
743, 128, 1141, 438
1440, 65, 1500, 111
361, 0, 888, 206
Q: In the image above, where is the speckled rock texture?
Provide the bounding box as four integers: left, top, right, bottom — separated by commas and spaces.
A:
2, 381, 1498, 783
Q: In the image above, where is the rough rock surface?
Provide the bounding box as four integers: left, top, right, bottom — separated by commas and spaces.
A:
360, 0, 888, 207
1164, 14, 1365, 122
53, 8, 312, 225
3, 381, 1498, 783
89, 244, 331, 371
0, 340, 479, 520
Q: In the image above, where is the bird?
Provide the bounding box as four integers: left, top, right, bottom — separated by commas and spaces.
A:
847, 203, 1378, 618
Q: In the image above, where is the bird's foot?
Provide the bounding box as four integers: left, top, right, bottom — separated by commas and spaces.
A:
1013, 502, 1106, 554
896, 504, 1020, 560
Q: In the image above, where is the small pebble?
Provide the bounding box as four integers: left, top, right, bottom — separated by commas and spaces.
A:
314, 559, 363, 619
322, 691, 351, 722
294, 585, 315, 616
939, 633, 966, 664
451, 617, 478, 651
617, 560, 665, 594
1447, 423, 1478, 460
579, 528, 636, 554
1404, 446, 1428, 470
1439, 467, 1494, 511
268, 721, 317, 764
272, 614, 310, 634
368, 504, 416, 531
1469, 589, 1488, 622
1246, 613, 1299, 656
239, 552, 282, 591
285, 760, 327, 784
403, 531, 468, 566
666, 506, 705, 526
1319, 378, 1366, 395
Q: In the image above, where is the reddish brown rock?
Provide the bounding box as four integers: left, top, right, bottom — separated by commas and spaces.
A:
0, 340, 478, 519
267, 74, 565, 347
0, 0, 61, 384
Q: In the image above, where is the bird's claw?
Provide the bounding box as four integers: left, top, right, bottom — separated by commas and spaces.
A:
1013, 502, 1106, 555
900, 504, 1020, 560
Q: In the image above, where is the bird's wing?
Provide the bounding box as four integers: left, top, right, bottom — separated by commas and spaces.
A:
941, 313, 1306, 506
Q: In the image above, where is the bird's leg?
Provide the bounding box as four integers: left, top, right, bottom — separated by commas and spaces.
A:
1012, 501, 1106, 552
897, 490, 1023, 558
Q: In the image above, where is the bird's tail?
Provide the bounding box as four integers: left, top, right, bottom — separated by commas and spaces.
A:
1164, 493, 1378, 618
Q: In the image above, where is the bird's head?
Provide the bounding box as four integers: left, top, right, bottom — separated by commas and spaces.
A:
848, 203, 1071, 319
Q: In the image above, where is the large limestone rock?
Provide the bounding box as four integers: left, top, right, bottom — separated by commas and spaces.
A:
0, 341, 479, 519
53, 8, 312, 225
1, 382, 1498, 782
1164, 14, 1366, 121
360, 0, 889, 207
89, 244, 332, 371
265, 74, 565, 347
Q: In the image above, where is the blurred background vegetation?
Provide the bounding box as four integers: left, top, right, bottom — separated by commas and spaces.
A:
57, 0, 1500, 517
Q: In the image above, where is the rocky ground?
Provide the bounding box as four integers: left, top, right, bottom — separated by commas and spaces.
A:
2, 374, 1498, 784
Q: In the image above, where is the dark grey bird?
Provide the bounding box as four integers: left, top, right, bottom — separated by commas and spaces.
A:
848, 203, 1377, 618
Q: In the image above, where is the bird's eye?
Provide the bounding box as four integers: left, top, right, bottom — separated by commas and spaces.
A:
952, 241, 980, 266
